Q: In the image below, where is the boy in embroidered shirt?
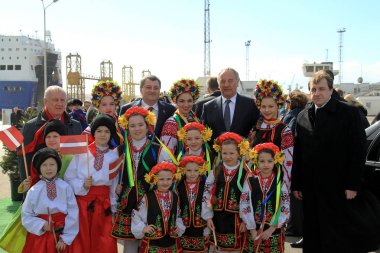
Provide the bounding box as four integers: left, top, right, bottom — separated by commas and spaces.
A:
239, 142, 289, 253
64, 114, 121, 253
132, 162, 185, 253
21, 148, 79, 253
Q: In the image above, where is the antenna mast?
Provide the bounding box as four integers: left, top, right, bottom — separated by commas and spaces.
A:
337, 28, 346, 84
245, 40, 251, 81
204, 0, 211, 76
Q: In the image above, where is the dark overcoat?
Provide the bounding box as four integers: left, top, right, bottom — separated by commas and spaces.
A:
292, 97, 370, 252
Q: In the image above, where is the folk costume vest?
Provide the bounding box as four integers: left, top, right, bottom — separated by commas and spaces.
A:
211, 165, 247, 250
241, 174, 284, 253
140, 191, 179, 250
112, 140, 159, 239
177, 179, 207, 252
252, 119, 286, 148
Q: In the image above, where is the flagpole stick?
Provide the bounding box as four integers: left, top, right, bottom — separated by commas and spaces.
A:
86, 135, 90, 177
21, 143, 29, 178
119, 160, 124, 185
212, 228, 218, 252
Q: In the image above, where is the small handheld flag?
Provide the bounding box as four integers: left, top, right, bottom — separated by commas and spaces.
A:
109, 154, 125, 180
60, 135, 88, 155
0, 126, 24, 151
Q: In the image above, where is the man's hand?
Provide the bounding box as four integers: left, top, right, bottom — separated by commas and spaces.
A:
345, 190, 357, 200
293, 191, 303, 200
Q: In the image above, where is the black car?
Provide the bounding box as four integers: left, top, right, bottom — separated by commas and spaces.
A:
364, 122, 380, 200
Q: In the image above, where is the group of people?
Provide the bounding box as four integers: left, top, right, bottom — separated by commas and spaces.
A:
2, 67, 379, 253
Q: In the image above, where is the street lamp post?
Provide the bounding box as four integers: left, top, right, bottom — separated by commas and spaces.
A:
42, 0, 58, 93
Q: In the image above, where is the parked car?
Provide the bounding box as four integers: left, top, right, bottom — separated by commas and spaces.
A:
364, 123, 380, 200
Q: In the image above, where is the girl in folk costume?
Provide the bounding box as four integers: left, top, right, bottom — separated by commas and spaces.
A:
201, 132, 251, 253
22, 148, 79, 253
239, 143, 289, 253
131, 162, 185, 253
176, 156, 209, 253
64, 114, 121, 253
111, 107, 160, 252
175, 122, 214, 171
160, 79, 201, 160
82, 79, 124, 147
251, 79, 293, 191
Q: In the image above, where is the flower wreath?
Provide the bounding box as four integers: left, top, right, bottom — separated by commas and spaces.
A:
169, 78, 201, 103
91, 80, 122, 108
213, 132, 249, 156
254, 79, 284, 109
177, 122, 212, 143
118, 106, 156, 131
249, 142, 285, 165
144, 162, 182, 185
179, 156, 208, 176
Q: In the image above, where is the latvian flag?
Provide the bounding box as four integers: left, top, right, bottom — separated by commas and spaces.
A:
109, 154, 125, 180
60, 135, 88, 155
0, 126, 24, 151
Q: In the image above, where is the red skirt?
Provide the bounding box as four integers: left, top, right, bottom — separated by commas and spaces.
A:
22, 212, 69, 253
70, 185, 117, 253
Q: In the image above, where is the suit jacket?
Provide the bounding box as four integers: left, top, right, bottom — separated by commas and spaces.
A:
201, 93, 260, 141
119, 100, 176, 138
193, 90, 221, 118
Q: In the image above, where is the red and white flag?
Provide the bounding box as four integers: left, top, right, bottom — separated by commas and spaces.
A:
109, 154, 125, 180
60, 135, 88, 155
0, 126, 24, 151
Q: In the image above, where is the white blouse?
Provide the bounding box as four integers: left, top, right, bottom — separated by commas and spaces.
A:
131, 192, 186, 239
64, 146, 120, 213
21, 178, 79, 245
239, 176, 290, 230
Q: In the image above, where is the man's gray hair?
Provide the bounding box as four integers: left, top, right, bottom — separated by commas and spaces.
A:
44, 85, 66, 99
217, 68, 240, 82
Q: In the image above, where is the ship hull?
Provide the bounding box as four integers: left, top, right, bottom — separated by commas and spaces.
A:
0, 81, 38, 109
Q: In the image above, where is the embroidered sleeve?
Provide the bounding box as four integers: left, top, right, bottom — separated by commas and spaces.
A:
201, 171, 215, 220
176, 201, 186, 236
277, 183, 290, 228
64, 155, 89, 196
281, 127, 294, 191
61, 185, 79, 245
239, 178, 256, 230
131, 195, 148, 239
21, 189, 46, 236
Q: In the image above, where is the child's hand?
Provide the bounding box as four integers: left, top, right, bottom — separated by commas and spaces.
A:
260, 226, 275, 240
56, 238, 67, 252
142, 225, 155, 234
239, 222, 247, 233
207, 219, 215, 231
83, 176, 92, 189
174, 226, 180, 235
250, 229, 257, 241
115, 184, 123, 195
22, 177, 32, 192
42, 221, 51, 232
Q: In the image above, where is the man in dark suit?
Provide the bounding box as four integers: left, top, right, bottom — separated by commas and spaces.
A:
292, 70, 367, 252
20, 86, 82, 180
201, 68, 260, 142
194, 77, 221, 118
119, 75, 176, 138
